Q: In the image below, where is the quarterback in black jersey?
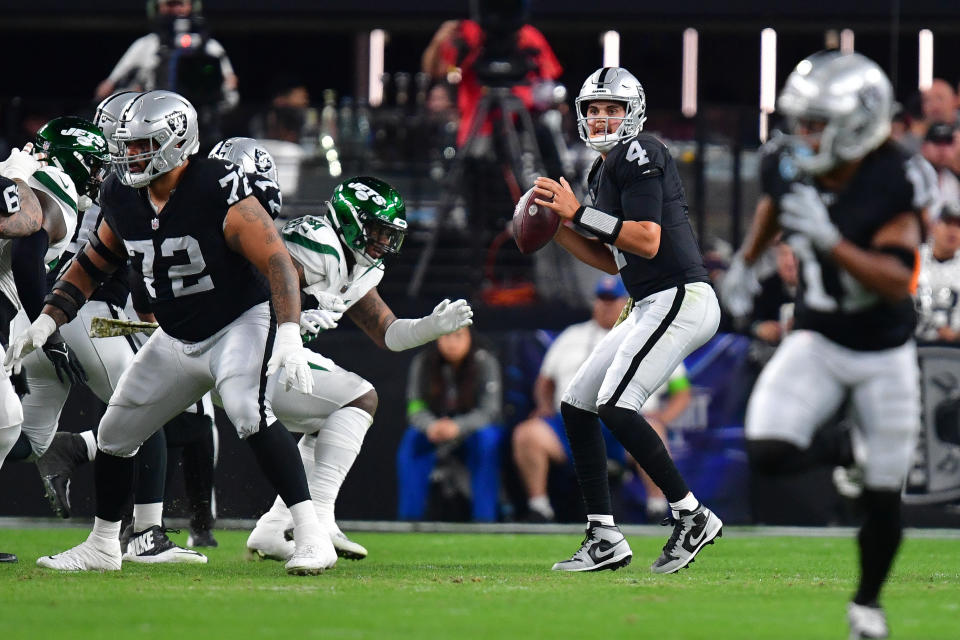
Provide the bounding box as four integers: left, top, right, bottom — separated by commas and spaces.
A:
532, 67, 722, 575
725, 51, 937, 639
4, 90, 335, 575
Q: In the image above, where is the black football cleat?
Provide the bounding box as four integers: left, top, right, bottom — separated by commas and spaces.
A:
122, 526, 207, 564
187, 528, 218, 548
1, 551, 17, 563
35, 432, 90, 518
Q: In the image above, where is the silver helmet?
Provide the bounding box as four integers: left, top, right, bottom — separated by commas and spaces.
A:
208, 137, 279, 185
112, 90, 199, 188
777, 51, 894, 175
575, 67, 647, 153
94, 90, 139, 156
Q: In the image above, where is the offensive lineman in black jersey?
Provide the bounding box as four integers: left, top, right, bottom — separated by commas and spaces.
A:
723, 52, 936, 639
532, 67, 723, 574
5, 90, 335, 575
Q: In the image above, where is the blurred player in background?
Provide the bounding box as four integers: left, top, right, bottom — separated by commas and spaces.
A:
724, 51, 937, 639
532, 67, 722, 574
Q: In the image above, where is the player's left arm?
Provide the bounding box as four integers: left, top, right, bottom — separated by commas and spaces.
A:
345, 287, 397, 349
347, 287, 473, 351
830, 211, 921, 302
223, 195, 301, 325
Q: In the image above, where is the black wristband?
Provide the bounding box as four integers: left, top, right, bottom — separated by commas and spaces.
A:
573, 206, 623, 244
88, 234, 126, 266
76, 250, 112, 285
43, 291, 79, 322
52, 280, 88, 308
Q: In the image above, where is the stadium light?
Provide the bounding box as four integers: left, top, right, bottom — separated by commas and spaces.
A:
602, 31, 620, 68
682, 28, 698, 118
840, 29, 855, 53
759, 28, 777, 142
918, 29, 934, 91
369, 29, 386, 107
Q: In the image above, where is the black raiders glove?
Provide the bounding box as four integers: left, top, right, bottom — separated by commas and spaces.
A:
42, 331, 88, 386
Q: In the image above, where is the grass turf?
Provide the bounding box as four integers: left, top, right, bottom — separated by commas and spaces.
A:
1, 528, 958, 639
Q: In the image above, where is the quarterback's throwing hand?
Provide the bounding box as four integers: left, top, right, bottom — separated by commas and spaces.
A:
779, 183, 841, 252
266, 323, 314, 394
533, 176, 580, 220
4, 314, 57, 374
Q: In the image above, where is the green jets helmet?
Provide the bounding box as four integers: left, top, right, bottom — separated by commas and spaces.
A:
36, 116, 110, 199
327, 177, 408, 266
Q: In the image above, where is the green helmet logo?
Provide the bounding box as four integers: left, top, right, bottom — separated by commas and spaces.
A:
328, 176, 407, 265
36, 116, 110, 199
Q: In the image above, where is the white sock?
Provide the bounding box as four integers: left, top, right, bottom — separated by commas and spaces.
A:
669, 492, 699, 516
587, 513, 615, 527
91, 517, 121, 547
308, 407, 372, 530
0, 424, 21, 471
528, 495, 554, 519
257, 495, 293, 530
81, 430, 98, 461
133, 502, 163, 531
289, 500, 323, 546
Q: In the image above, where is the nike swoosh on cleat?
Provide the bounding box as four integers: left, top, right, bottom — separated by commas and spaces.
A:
588, 540, 618, 563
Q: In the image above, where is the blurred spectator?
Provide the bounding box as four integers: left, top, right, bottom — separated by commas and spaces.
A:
397, 326, 505, 522
94, 1, 238, 109
257, 81, 310, 199
920, 80, 960, 132
749, 242, 798, 346
915, 202, 960, 343
421, 1, 563, 148
511, 276, 628, 522
920, 121, 960, 217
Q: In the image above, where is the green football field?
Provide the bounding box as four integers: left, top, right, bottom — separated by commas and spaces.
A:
1, 528, 958, 640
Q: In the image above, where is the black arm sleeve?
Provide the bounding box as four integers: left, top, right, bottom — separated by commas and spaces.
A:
129, 267, 152, 315
11, 228, 50, 320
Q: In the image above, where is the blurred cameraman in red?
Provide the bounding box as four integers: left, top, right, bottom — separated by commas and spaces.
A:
422, 0, 562, 148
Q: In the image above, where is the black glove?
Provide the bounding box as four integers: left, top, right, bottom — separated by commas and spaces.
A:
9, 369, 29, 396
42, 331, 87, 386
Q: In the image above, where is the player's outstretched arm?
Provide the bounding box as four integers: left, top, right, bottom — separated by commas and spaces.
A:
347, 288, 474, 351
223, 195, 312, 393
739, 195, 781, 264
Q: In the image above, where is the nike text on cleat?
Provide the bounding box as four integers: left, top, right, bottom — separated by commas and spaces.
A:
285, 540, 338, 576
847, 602, 889, 639
122, 526, 208, 564
650, 503, 723, 574
35, 432, 89, 518
551, 522, 633, 572
247, 525, 295, 561
37, 536, 121, 571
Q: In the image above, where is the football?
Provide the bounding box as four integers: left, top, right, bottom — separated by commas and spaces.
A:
512, 186, 560, 254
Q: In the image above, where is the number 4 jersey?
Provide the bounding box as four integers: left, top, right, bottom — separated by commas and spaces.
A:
761, 138, 937, 350
99, 157, 270, 342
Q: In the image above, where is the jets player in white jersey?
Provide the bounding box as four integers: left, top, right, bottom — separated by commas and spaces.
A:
239, 174, 473, 561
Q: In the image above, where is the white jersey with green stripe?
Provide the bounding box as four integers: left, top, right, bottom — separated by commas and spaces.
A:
28, 166, 78, 269
281, 214, 384, 309
0, 166, 78, 310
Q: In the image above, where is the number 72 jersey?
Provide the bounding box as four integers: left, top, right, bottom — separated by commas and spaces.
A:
99, 158, 271, 342
761, 139, 937, 350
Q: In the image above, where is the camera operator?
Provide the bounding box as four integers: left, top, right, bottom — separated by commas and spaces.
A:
421, 0, 562, 148
94, 1, 239, 120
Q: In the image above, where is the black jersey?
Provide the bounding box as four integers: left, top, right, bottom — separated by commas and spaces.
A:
52, 204, 130, 308
99, 157, 270, 342
760, 138, 935, 350
587, 134, 709, 301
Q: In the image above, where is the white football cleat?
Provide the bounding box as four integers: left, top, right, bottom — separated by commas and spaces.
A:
285, 539, 337, 576
329, 527, 368, 560
37, 534, 122, 571
246, 524, 295, 561
123, 526, 208, 564
848, 602, 889, 639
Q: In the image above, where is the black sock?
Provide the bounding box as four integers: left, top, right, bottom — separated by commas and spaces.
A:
182, 422, 216, 531
94, 452, 136, 522
246, 420, 310, 507
598, 403, 689, 503
560, 401, 611, 515
854, 489, 903, 607
7, 432, 33, 461
133, 429, 167, 505
748, 430, 853, 476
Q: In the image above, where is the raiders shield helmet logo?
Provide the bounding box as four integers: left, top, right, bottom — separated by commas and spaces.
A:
167, 111, 188, 136
254, 148, 274, 174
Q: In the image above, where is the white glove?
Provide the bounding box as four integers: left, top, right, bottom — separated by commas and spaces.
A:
4, 313, 57, 374
0, 143, 41, 183
719, 253, 762, 318
779, 183, 841, 252
266, 322, 314, 394
383, 298, 474, 352
300, 308, 344, 335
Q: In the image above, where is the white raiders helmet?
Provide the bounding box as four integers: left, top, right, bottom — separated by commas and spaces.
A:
575, 67, 647, 153
112, 90, 199, 188
94, 90, 139, 156
777, 50, 894, 175
208, 137, 279, 185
